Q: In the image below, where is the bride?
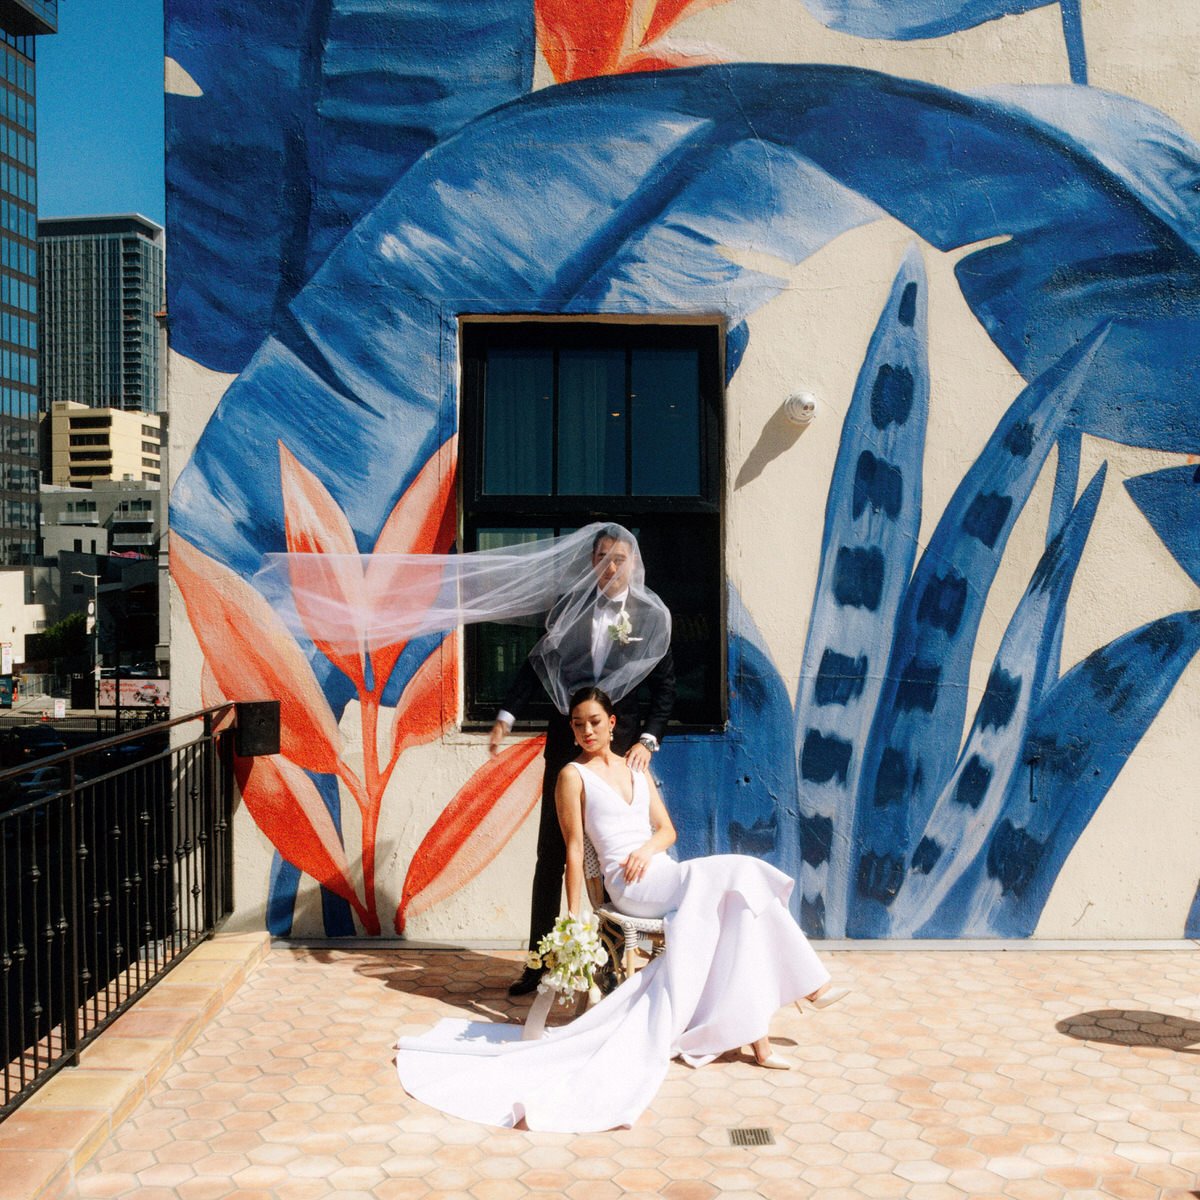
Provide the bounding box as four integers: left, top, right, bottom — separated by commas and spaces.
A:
395, 687, 848, 1131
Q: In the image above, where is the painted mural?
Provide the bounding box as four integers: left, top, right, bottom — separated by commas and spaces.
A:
166, 0, 1200, 939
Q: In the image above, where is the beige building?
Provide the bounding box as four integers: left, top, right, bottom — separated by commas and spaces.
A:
43, 400, 162, 488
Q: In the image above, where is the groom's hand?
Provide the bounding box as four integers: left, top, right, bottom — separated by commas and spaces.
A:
488, 721, 508, 757
625, 742, 651, 773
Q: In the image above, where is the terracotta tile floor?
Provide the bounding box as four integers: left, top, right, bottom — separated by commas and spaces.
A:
64, 945, 1200, 1199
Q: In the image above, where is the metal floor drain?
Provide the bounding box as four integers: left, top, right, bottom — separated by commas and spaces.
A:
729, 1127, 775, 1147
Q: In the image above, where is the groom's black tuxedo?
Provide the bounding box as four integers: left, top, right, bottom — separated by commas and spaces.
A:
501, 590, 676, 953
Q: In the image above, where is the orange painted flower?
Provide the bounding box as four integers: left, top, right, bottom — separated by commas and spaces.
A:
173, 437, 463, 935
536, 0, 730, 83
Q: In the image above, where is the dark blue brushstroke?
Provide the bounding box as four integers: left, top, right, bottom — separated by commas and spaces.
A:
962, 492, 1014, 549
165, 0, 535, 373
856, 851, 905, 906
977, 666, 1021, 730
800, 730, 853, 785
1125, 466, 1200, 589
916, 570, 968, 636
832, 546, 886, 610
895, 660, 941, 713
853, 452, 903, 519
797, 813, 834, 867
871, 364, 915, 428
911, 836, 942, 874
814, 650, 869, 706
872, 748, 909, 808
953, 755, 993, 810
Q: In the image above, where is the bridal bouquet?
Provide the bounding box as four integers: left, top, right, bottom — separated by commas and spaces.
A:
528, 914, 608, 1006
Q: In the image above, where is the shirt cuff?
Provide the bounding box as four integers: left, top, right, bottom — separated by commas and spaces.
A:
496, 710, 515, 730
638, 734, 659, 752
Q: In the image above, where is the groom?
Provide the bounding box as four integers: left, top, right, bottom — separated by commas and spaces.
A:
489, 526, 676, 996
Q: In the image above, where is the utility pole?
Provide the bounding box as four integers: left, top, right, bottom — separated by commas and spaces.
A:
72, 571, 101, 711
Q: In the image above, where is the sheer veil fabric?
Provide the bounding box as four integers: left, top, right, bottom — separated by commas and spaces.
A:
255, 522, 671, 710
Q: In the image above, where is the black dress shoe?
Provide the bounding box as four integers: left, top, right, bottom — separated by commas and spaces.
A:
507, 967, 544, 997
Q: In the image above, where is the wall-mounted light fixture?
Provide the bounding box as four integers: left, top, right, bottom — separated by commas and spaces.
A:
784, 392, 818, 426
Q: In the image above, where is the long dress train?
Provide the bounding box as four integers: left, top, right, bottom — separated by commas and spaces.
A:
395, 762, 830, 1131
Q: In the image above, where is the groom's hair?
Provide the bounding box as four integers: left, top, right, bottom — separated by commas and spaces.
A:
569, 685, 615, 716
592, 526, 632, 554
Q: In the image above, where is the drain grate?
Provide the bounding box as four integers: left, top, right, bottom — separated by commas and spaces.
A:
729, 1127, 775, 1147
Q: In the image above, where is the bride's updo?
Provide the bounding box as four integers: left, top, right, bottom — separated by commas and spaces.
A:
569, 686, 615, 716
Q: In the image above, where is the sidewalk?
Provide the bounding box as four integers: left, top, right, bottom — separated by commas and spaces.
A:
9, 939, 1200, 1200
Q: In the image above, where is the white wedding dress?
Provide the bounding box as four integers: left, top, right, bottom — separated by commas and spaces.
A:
395, 762, 830, 1131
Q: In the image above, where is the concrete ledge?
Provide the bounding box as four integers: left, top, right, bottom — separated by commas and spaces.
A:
0, 930, 269, 1200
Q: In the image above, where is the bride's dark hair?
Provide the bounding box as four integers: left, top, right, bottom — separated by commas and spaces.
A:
569, 686, 615, 716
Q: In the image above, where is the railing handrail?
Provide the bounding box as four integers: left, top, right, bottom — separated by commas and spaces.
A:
0, 703, 234, 784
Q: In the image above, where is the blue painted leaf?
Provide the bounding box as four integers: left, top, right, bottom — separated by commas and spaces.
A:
1187, 878, 1200, 940
800, 0, 1055, 40
654, 588, 795, 866
790, 246, 929, 937
1124, 465, 1200, 588
973, 609, 1200, 937
890, 465, 1106, 936
847, 330, 1105, 935
165, 0, 534, 373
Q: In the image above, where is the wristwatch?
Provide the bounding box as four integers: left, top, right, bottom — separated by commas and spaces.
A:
638, 734, 659, 753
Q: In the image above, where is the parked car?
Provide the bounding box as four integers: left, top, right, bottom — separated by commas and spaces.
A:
13, 764, 67, 801
0, 725, 68, 767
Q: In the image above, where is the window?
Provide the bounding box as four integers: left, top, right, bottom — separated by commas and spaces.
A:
460, 320, 724, 729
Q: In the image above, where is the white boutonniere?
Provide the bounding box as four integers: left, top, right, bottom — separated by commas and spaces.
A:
607, 608, 642, 646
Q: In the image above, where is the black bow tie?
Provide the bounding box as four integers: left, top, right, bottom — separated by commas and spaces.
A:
595, 594, 622, 613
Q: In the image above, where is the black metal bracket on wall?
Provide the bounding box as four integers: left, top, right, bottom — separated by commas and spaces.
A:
233, 700, 281, 757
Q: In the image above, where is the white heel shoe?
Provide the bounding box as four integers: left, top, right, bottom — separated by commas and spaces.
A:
805, 985, 850, 1010
753, 1050, 793, 1070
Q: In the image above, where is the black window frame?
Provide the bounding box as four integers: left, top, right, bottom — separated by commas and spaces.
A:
459, 318, 727, 733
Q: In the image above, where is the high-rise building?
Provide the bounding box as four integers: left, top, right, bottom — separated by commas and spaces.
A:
37, 213, 165, 415
0, 1, 55, 567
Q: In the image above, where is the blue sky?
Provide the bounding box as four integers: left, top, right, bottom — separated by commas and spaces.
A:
37, 0, 164, 226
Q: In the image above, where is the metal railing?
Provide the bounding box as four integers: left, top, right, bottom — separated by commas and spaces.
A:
0, 705, 237, 1119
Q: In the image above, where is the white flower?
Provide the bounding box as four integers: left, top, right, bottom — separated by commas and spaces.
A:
533, 914, 609, 1002
607, 609, 642, 646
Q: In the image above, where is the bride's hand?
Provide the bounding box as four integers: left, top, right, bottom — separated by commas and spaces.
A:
621, 847, 653, 884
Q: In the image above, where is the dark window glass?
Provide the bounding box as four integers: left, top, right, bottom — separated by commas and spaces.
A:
557, 348, 624, 495
482, 349, 552, 495
631, 348, 700, 496
460, 321, 724, 730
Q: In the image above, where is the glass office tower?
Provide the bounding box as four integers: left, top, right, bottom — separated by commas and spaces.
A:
0, 0, 55, 566
38, 214, 165, 416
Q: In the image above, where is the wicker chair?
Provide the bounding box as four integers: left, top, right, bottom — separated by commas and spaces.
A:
584, 835, 666, 988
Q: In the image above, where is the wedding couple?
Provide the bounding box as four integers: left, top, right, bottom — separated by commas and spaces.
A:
394, 525, 849, 1131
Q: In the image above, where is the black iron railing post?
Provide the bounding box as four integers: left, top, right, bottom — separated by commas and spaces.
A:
201, 712, 216, 935
64, 758, 80, 1064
